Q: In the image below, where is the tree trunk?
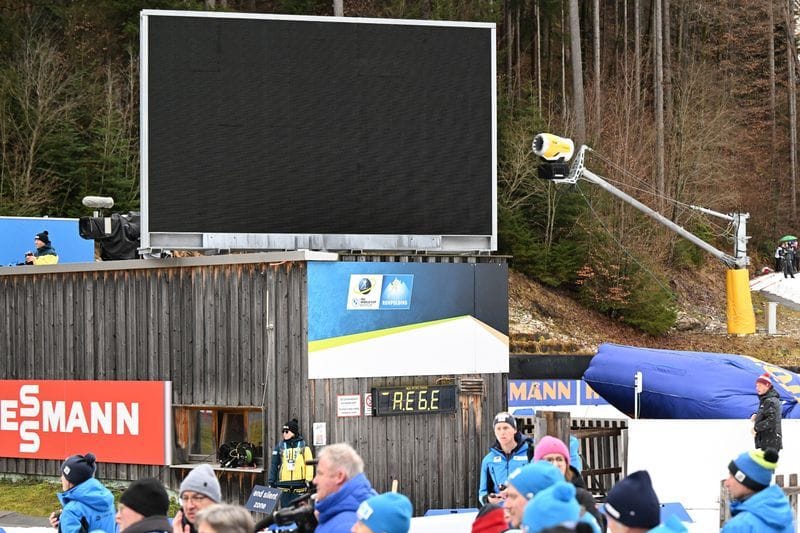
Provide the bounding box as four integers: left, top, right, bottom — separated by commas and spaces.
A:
535, 1, 542, 111
769, 0, 778, 232
506, 0, 513, 104
623, 0, 628, 94
634, 0, 641, 108
561, 2, 567, 120
593, 0, 601, 134
516, 1, 521, 101
569, 0, 587, 145
654, 0, 666, 208
786, 0, 798, 221
663, 0, 673, 135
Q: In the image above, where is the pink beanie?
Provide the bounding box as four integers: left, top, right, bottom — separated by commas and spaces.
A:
533, 436, 570, 465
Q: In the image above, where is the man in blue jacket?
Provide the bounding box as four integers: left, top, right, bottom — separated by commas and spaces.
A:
722, 448, 794, 532
313, 443, 376, 533
477, 412, 531, 506
48, 452, 116, 533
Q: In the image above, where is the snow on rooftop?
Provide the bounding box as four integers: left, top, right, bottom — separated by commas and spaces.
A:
750, 272, 800, 311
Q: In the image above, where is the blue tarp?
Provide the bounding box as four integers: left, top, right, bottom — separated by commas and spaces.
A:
0, 217, 94, 266
583, 343, 800, 419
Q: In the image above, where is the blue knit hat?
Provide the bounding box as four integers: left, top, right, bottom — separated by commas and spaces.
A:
507, 460, 564, 499
356, 492, 413, 533
61, 452, 97, 485
601, 470, 660, 528
728, 448, 779, 491
521, 482, 579, 533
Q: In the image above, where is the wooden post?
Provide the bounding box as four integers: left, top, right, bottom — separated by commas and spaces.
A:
533, 411, 571, 444
719, 480, 731, 527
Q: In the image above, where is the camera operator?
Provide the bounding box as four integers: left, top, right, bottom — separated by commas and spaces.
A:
313, 443, 376, 533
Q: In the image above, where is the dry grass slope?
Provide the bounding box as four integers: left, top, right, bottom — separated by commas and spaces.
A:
509, 266, 800, 367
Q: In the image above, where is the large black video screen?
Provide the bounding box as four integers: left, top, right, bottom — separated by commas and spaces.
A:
144, 12, 495, 244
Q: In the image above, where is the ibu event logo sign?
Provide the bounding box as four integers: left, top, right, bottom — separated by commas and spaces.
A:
346, 274, 413, 310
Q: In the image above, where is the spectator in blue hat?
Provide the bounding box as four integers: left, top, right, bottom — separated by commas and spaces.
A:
521, 482, 581, 533
722, 448, 794, 532
48, 452, 115, 533
352, 492, 413, 533
506, 461, 565, 528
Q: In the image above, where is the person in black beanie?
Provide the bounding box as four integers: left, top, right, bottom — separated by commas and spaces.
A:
49, 452, 115, 533
24, 230, 59, 265
117, 478, 172, 533
268, 417, 315, 507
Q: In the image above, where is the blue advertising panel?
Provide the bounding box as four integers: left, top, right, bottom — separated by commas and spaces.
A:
307, 261, 508, 379
508, 379, 609, 409
0, 217, 94, 266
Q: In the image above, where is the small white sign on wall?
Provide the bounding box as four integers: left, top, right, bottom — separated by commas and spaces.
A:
312, 422, 327, 446
364, 393, 373, 416
337, 394, 362, 417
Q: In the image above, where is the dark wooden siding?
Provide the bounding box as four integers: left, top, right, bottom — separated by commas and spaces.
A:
0, 254, 507, 513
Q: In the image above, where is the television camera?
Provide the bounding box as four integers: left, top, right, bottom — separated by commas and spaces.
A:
253, 490, 317, 533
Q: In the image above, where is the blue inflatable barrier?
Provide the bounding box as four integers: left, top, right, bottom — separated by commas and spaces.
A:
583, 343, 799, 419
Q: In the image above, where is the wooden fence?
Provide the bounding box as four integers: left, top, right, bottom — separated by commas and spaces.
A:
572, 418, 627, 496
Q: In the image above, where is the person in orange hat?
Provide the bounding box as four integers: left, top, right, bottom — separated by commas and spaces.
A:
750, 373, 782, 451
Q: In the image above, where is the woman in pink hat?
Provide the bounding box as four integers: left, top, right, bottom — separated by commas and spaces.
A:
533, 436, 602, 530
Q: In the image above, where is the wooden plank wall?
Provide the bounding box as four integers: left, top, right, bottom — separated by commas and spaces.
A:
0, 253, 508, 513
0, 260, 299, 497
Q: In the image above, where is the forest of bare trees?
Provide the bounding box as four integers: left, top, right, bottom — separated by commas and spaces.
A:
1, 0, 799, 333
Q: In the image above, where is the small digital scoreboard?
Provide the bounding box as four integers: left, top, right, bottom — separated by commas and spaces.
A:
371, 385, 457, 416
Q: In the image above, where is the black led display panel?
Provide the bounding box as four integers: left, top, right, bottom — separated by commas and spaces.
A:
143, 12, 495, 248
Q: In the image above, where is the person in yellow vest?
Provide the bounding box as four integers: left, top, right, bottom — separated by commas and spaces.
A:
25, 231, 59, 265
268, 418, 314, 508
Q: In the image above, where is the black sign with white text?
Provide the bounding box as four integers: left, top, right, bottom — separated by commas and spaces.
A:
371, 385, 457, 416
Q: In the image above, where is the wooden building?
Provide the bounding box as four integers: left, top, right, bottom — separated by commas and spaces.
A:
0, 252, 507, 511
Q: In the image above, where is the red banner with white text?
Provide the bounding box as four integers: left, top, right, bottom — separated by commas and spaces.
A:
0, 380, 171, 465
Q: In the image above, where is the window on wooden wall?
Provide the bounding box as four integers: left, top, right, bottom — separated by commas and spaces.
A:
173, 406, 264, 466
